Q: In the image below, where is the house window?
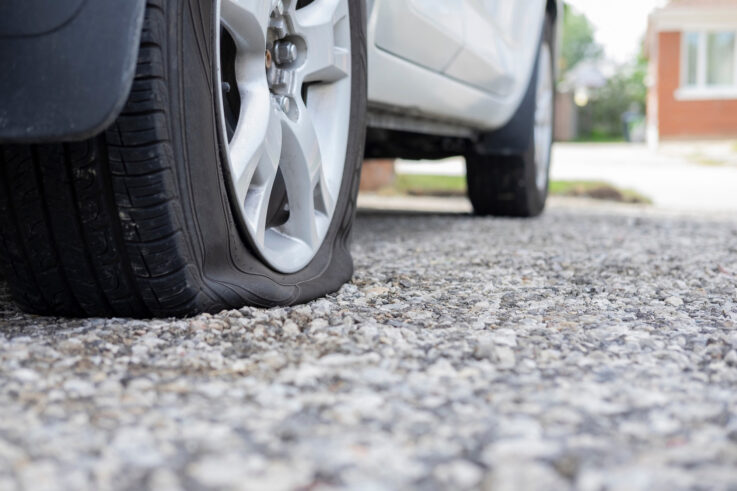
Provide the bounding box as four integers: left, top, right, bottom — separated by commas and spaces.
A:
707, 32, 735, 85
679, 30, 737, 99
684, 32, 700, 86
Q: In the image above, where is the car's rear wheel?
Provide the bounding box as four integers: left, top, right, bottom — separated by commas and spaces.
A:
465, 15, 554, 218
0, 0, 367, 318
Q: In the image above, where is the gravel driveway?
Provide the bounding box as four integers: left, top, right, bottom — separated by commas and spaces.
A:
1, 199, 736, 490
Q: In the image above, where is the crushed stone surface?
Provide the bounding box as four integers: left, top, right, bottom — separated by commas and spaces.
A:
1, 202, 736, 490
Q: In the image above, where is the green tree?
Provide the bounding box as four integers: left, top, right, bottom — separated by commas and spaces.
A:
560, 3, 603, 75
590, 50, 648, 139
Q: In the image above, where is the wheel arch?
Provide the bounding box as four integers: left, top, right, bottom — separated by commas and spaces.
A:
473, 5, 557, 156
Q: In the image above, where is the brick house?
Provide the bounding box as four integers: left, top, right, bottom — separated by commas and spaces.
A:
647, 0, 737, 145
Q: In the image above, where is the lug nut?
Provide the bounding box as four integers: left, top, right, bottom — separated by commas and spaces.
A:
270, 18, 288, 40
273, 40, 297, 65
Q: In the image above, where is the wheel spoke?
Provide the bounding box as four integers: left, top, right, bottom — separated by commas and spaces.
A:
229, 100, 283, 246
535, 47, 553, 126
228, 90, 272, 189
294, 0, 350, 83
282, 101, 323, 188
536, 89, 553, 125
280, 100, 324, 246
314, 168, 335, 215
534, 43, 553, 192
221, 0, 274, 51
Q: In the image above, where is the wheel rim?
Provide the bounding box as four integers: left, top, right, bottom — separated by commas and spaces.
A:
534, 42, 553, 194
214, 0, 352, 273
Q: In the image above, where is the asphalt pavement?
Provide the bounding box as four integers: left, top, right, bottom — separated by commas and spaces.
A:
1, 197, 736, 490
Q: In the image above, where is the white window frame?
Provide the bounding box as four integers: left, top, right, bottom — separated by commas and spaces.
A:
676, 29, 737, 100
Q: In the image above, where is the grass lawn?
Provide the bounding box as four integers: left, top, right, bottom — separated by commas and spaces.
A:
573, 130, 626, 144
383, 174, 652, 204
549, 180, 652, 204
393, 174, 466, 196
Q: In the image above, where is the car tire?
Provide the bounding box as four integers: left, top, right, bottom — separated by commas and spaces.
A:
465, 14, 555, 218
0, 0, 367, 318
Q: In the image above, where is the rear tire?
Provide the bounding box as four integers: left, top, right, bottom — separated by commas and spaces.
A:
0, 0, 367, 318
465, 15, 554, 218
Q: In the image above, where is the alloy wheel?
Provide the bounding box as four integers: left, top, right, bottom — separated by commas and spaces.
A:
534, 41, 554, 194
215, 0, 352, 273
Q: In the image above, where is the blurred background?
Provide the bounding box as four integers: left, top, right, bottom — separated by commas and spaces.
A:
360, 0, 737, 214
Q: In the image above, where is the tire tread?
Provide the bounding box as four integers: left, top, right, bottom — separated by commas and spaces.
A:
0, 1, 201, 317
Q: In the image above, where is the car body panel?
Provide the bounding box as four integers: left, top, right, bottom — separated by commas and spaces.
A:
367, 0, 547, 131
373, 0, 465, 72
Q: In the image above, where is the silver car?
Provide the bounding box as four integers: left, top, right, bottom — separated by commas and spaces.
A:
0, 0, 558, 317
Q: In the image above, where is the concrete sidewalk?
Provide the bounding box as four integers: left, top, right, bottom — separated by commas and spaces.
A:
396, 142, 737, 213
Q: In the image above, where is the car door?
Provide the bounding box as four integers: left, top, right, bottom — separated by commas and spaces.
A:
370, 0, 544, 97
366, 0, 548, 130
372, 0, 465, 73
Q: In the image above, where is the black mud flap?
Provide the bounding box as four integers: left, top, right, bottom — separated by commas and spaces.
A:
0, 0, 146, 143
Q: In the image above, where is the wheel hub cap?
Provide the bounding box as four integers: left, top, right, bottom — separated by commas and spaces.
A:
215, 0, 352, 273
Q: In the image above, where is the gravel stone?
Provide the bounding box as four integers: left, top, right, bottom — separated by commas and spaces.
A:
0, 202, 736, 490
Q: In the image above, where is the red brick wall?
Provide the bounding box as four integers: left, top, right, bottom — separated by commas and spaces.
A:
658, 31, 737, 139
359, 159, 395, 192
